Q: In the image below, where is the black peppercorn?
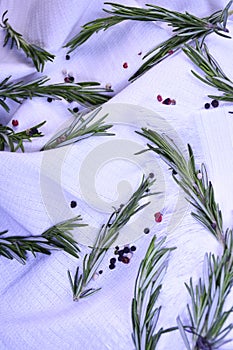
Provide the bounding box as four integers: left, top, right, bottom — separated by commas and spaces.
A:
204, 103, 210, 109
70, 200, 77, 208
211, 99, 219, 108
130, 246, 136, 252
66, 54, 70, 60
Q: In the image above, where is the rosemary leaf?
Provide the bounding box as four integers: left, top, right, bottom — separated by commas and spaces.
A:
136, 128, 225, 246
64, 2, 232, 81
68, 174, 156, 301
0, 76, 113, 112
132, 236, 176, 349
178, 229, 233, 349
0, 216, 86, 264
0, 121, 46, 152
41, 107, 114, 150
183, 41, 233, 102
0, 11, 55, 72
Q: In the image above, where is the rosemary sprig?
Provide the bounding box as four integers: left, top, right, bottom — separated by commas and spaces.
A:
183, 41, 233, 102
177, 229, 233, 349
0, 121, 45, 152
68, 174, 156, 301
64, 2, 232, 81
41, 107, 114, 151
132, 236, 176, 350
136, 129, 224, 246
0, 76, 113, 112
0, 11, 55, 72
0, 216, 86, 264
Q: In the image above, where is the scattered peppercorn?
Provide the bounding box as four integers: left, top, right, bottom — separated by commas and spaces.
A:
149, 172, 154, 179
211, 99, 219, 108
144, 228, 150, 234
204, 103, 210, 109
211, 222, 217, 229
70, 200, 77, 208
64, 77, 71, 83
123, 247, 130, 254
130, 246, 136, 252
118, 256, 123, 262
170, 99, 176, 105
123, 62, 128, 69
109, 264, 115, 270
28, 127, 39, 136
105, 83, 112, 90
168, 50, 174, 55
66, 54, 70, 60
162, 98, 172, 105
154, 212, 163, 223
99, 270, 103, 274
122, 256, 130, 264
110, 258, 116, 264
12, 120, 19, 127
47, 97, 53, 103
172, 169, 178, 175
157, 95, 163, 102
68, 76, 74, 83
73, 107, 79, 113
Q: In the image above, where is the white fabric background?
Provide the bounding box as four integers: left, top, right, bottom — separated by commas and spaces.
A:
0, 1, 232, 349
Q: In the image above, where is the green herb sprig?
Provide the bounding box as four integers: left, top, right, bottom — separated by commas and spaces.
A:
0, 76, 113, 112
68, 174, 156, 301
136, 128, 233, 347
136, 128, 224, 246
177, 229, 233, 349
0, 120, 45, 152
0, 216, 86, 264
183, 40, 233, 102
132, 236, 176, 349
0, 11, 55, 72
41, 107, 114, 150
64, 2, 232, 81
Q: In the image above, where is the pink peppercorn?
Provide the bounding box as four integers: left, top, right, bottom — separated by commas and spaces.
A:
12, 120, 19, 127
157, 95, 163, 102
154, 212, 163, 223
123, 62, 128, 69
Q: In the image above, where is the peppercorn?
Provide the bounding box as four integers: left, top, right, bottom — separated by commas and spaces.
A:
47, 97, 53, 103
130, 246, 136, 252
144, 228, 150, 234
123, 247, 130, 254
154, 212, 163, 223
162, 98, 171, 105
211, 99, 219, 108
123, 62, 128, 69
204, 103, 210, 109
110, 258, 116, 264
12, 120, 19, 127
70, 200, 77, 208
73, 107, 79, 113
157, 95, 163, 102
28, 127, 39, 136
66, 54, 70, 60
122, 256, 130, 264
109, 264, 115, 270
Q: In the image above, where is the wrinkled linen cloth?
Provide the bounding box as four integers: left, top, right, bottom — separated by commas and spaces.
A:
0, 1, 233, 349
